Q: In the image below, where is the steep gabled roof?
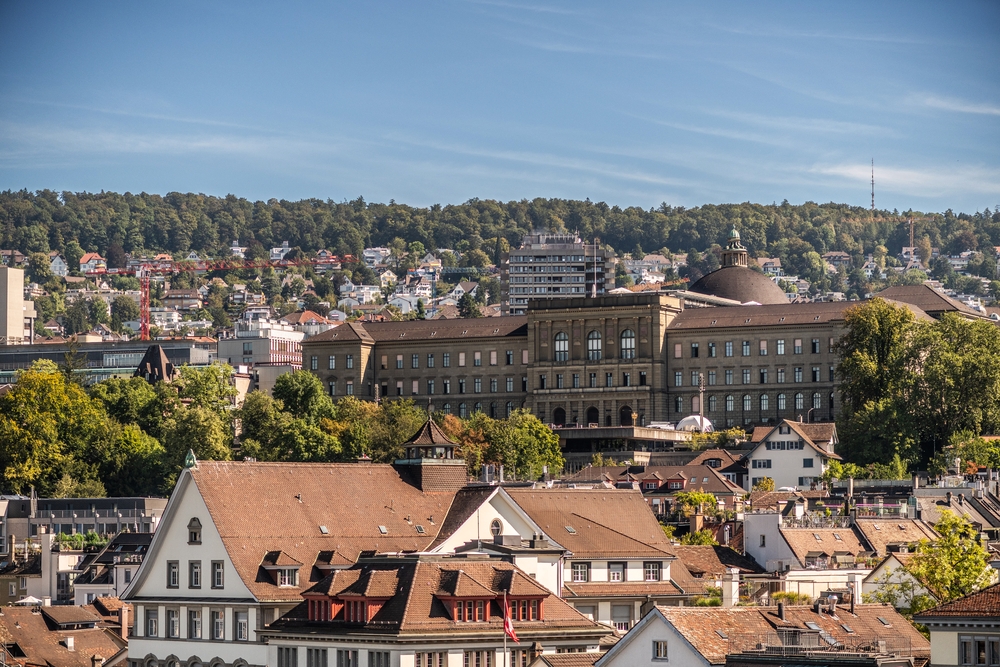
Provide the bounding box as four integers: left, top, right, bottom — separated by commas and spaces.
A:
779, 527, 867, 565
915, 582, 1000, 619
671, 545, 764, 577
876, 285, 985, 319
854, 519, 937, 557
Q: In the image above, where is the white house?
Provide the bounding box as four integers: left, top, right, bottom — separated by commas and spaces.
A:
270, 241, 291, 261
48, 252, 68, 277
79, 252, 106, 273
744, 420, 840, 491
862, 552, 936, 610
363, 247, 391, 267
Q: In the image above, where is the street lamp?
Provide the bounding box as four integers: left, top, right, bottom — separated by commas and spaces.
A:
807, 407, 816, 423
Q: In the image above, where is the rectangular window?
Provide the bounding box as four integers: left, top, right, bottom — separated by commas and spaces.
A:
459, 352, 466, 367
777, 368, 785, 383
572, 562, 590, 582
556, 374, 563, 389
725, 369, 733, 385
811, 338, 820, 354
277, 568, 298, 587
506, 377, 514, 392
380, 355, 387, 370
609, 562, 625, 582
572, 374, 580, 388
346, 354, 354, 369
522, 349, 529, 364
708, 370, 716, 385
475, 378, 482, 393
444, 380, 451, 394
829, 366, 835, 382
623, 372, 631, 387
673, 343, 682, 358
708, 342, 716, 357
742, 369, 751, 384
396, 354, 403, 369
235, 610, 248, 640
490, 350, 497, 366
760, 368, 768, 384
539, 375, 546, 390
794, 339, 802, 354
760, 534, 766, 547
522, 376, 527, 392
278, 647, 298, 667
803, 458, 814, 468
412, 353, 419, 369
310, 355, 318, 370
639, 371, 647, 386
367, 651, 390, 667
759, 340, 767, 356
428, 379, 435, 395
427, 353, 435, 368
167, 609, 179, 638
212, 610, 224, 639
606, 372, 613, 388
812, 367, 820, 382
725, 341, 733, 357
590, 372, 597, 388
777, 339, 785, 355
644, 562, 661, 581
396, 380, 403, 396
690, 370, 699, 387
346, 381, 354, 395
243, 341, 253, 354
691, 342, 699, 358
167, 561, 178, 588
336, 650, 358, 667
463, 652, 493, 667
674, 371, 683, 387
307, 648, 329, 667
211, 561, 224, 589
742, 340, 751, 356
328, 355, 336, 370
506, 350, 514, 365
474, 351, 482, 367
189, 609, 202, 639
146, 609, 158, 637
412, 380, 419, 395
189, 561, 201, 588
794, 367, 803, 383
653, 641, 669, 660
752, 459, 772, 469
443, 352, 451, 367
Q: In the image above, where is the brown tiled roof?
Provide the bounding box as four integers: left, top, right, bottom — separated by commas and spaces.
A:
780, 527, 867, 565
437, 568, 496, 598
562, 581, 682, 598
0, 607, 125, 667
766, 604, 930, 658
668, 301, 852, 330
40, 605, 101, 625
876, 285, 985, 318
428, 486, 498, 549
657, 606, 776, 664
405, 419, 457, 446
748, 490, 799, 509
506, 489, 675, 559
563, 465, 742, 495
262, 550, 304, 567
671, 545, 764, 577
854, 519, 937, 557
305, 316, 528, 344
273, 557, 606, 639
915, 582, 1000, 619
534, 654, 601, 667
190, 461, 463, 601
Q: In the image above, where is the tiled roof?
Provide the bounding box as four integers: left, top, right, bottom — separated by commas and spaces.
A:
405, 419, 457, 446
304, 316, 528, 344
854, 519, 937, 556
749, 419, 841, 460
506, 489, 675, 559
657, 606, 776, 664
667, 301, 852, 330
876, 285, 985, 318
428, 486, 498, 549
780, 527, 867, 565
562, 581, 682, 598
915, 582, 1000, 619
273, 557, 605, 638
0, 607, 125, 667
671, 545, 764, 577
562, 465, 742, 495
533, 654, 600, 667
189, 461, 463, 601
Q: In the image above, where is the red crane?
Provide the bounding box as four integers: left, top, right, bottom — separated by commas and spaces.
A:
88, 254, 354, 340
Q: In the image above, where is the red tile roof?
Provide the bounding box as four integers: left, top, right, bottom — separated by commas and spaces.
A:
915, 582, 1000, 618
671, 545, 764, 577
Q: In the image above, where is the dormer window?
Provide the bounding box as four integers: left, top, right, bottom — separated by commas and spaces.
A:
346, 599, 367, 622
455, 599, 486, 622
277, 568, 298, 587
188, 518, 202, 545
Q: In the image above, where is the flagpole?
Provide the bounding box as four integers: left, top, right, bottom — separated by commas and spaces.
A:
503, 590, 508, 667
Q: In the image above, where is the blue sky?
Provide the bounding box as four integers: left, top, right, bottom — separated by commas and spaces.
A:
1, 1, 998, 213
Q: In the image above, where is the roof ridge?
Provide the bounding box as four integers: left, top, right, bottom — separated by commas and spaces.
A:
569, 511, 673, 555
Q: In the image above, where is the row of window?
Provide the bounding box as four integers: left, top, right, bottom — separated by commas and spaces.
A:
166, 560, 224, 589
312, 354, 355, 371
145, 607, 247, 641
553, 330, 637, 362
674, 392, 832, 413
386, 350, 525, 370
439, 402, 517, 419
674, 366, 834, 387
279, 647, 387, 667
570, 561, 661, 583
676, 338, 833, 359
539, 371, 647, 389
380, 377, 527, 396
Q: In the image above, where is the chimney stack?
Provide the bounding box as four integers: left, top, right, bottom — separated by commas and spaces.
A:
722, 568, 739, 607
120, 604, 129, 640
777, 602, 785, 621
91, 655, 103, 667
64, 636, 75, 651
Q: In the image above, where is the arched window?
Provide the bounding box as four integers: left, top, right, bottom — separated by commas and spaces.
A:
553, 407, 566, 426
490, 519, 503, 536
674, 396, 683, 413
812, 392, 821, 409
459, 403, 467, 418
777, 393, 786, 411
474, 402, 482, 414
795, 393, 804, 410
708, 395, 717, 412
742, 395, 751, 411
760, 394, 769, 411
620, 329, 636, 359
489, 402, 497, 418
586, 406, 600, 425
587, 330, 602, 361
725, 395, 734, 412
442, 403, 451, 414
554, 332, 569, 362
505, 402, 513, 418
619, 406, 634, 426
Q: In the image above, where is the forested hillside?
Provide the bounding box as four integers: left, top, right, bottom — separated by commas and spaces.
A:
2, 189, 998, 285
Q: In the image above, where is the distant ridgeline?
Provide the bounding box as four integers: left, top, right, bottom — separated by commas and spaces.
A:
1, 189, 998, 281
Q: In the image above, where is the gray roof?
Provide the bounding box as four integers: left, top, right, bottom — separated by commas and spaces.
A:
688, 266, 789, 305
304, 316, 527, 344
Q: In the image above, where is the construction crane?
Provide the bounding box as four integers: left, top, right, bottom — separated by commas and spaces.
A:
87, 254, 355, 341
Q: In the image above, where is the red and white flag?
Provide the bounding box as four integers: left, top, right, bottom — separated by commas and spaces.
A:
503, 591, 520, 644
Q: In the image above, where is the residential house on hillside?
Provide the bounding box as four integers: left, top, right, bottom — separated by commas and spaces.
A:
0, 248, 26, 267
270, 241, 291, 261
745, 420, 840, 491
48, 251, 68, 277
80, 252, 106, 273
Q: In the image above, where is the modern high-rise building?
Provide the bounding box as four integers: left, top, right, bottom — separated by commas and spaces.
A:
501, 232, 612, 315
0, 267, 35, 345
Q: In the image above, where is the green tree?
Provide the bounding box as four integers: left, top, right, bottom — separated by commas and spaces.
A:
906, 511, 991, 602
89, 297, 109, 326
680, 529, 719, 545
458, 293, 482, 318
752, 477, 774, 492
272, 370, 334, 423
161, 406, 231, 470
674, 491, 717, 517
928, 431, 1000, 476
175, 364, 237, 416
27, 252, 53, 284
64, 298, 92, 335
99, 423, 167, 496
110, 295, 140, 332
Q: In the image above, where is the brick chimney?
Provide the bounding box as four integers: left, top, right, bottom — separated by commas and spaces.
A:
91, 655, 103, 667
120, 604, 129, 640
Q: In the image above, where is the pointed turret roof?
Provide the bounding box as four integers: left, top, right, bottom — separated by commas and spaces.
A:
404, 419, 457, 446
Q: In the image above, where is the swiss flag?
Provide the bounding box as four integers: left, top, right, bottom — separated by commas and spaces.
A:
503, 592, 520, 644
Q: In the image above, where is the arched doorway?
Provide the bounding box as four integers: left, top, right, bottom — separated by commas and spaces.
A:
619, 405, 634, 426
586, 406, 600, 426
553, 407, 566, 426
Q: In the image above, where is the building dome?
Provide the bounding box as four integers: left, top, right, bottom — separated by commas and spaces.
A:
676, 415, 713, 432
688, 266, 789, 305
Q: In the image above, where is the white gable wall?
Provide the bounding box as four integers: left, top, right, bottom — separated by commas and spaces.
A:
595, 609, 709, 667
744, 429, 829, 491
743, 513, 796, 571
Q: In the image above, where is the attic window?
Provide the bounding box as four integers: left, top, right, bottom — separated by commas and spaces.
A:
378, 526, 388, 535
399, 333, 405, 337
874, 524, 882, 531
416, 525, 426, 534
319, 525, 329, 535
897, 524, 906, 530
779, 317, 785, 322
814, 316, 820, 320
716, 630, 728, 639
188, 518, 202, 545
813, 533, 822, 541
565, 526, 577, 534
711, 320, 717, 325
833, 533, 842, 541
805, 622, 821, 630
462, 330, 468, 335
431, 331, 437, 336
841, 623, 854, 633
745, 318, 751, 323
877, 617, 891, 627
494, 329, 499, 334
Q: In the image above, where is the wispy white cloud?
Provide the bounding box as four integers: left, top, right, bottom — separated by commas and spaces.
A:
701, 110, 891, 137
813, 162, 1000, 197
461, 0, 580, 16
707, 22, 932, 46
913, 93, 1000, 116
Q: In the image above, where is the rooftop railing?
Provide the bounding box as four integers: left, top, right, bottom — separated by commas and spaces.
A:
728, 632, 912, 658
